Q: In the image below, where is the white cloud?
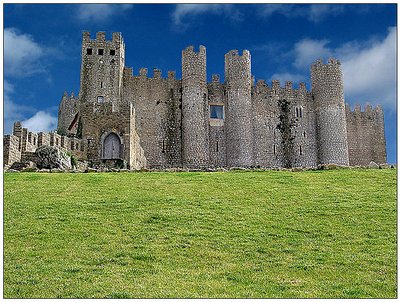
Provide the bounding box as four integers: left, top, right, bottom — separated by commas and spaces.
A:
274, 27, 396, 110
76, 4, 133, 23
21, 111, 58, 133
293, 39, 331, 69
4, 28, 45, 77
259, 4, 345, 23
340, 27, 396, 108
172, 4, 241, 29
4, 80, 36, 133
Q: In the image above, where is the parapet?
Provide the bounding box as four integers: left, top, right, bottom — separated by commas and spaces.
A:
272, 80, 280, 90
82, 31, 123, 44
153, 68, 162, 79
346, 103, 384, 116
139, 68, 148, 77
311, 57, 342, 69
96, 31, 106, 41
183, 45, 206, 54
256, 79, 266, 87
225, 49, 250, 58
168, 71, 176, 79
285, 81, 293, 90
212, 74, 220, 83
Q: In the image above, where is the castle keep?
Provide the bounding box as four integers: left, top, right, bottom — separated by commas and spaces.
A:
4, 31, 387, 170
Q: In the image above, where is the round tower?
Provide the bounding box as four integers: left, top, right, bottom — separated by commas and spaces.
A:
224, 50, 253, 167
181, 45, 209, 168
311, 58, 349, 166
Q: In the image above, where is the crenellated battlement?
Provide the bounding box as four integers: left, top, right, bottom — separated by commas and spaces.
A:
183, 45, 206, 54
82, 31, 123, 43
346, 103, 384, 116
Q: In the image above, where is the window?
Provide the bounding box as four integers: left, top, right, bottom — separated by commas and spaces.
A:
100, 82, 103, 88
110, 49, 115, 55
87, 48, 92, 55
56, 138, 59, 146
216, 140, 219, 152
98, 48, 104, 55
210, 105, 224, 119
97, 96, 104, 103
162, 140, 165, 153
299, 145, 303, 155
71, 141, 74, 150
295, 107, 303, 118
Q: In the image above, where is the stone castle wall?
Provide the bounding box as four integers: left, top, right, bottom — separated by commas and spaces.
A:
346, 104, 386, 165
4, 31, 387, 170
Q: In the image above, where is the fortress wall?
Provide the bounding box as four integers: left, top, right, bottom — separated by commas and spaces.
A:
4, 135, 21, 166
208, 76, 226, 167
252, 81, 282, 168
38, 132, 51, 147
289, 84, 318, 168
124, 68, 182, 168
346, 105, 386, 165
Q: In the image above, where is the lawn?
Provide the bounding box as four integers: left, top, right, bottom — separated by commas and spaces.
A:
3, 169, 397, 298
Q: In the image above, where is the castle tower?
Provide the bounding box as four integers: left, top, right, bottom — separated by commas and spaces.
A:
79, 31, 125, 111
181, 46, 209, 168
311, 58, 349, 166
224, 50, 253, 167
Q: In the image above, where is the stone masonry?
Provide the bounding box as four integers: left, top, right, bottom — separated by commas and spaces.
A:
4, 31, 387, 170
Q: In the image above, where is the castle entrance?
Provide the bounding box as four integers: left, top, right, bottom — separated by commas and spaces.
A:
102, 132, 122, 159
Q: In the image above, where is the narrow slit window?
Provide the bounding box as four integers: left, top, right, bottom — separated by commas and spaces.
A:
100, 82, 103, 88
273, 145, 276, 155
299, 145, 303, 155
162, 140, 165, 153
210, 105, 224, 119
216, 140, 219, 152
299, 108, 303, 118
296, 107, 299, 118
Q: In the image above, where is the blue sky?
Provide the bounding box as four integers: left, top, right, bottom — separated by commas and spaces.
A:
3, 4, 397, 163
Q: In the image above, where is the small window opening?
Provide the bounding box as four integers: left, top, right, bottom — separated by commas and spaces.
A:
98, 49, 104, 55
296, 108, 299, 118
216, 140, 219, 152
162, 140, 165, 153
87, 48, 92, 55
210, 105, 224, 119
110, 49, 115, 56
303, 131, 306, 138
97, 96, 104, 103
56, 138, 59, 146
299, 108, 303, 118
299, 145, 303, 155
71, 141, 74, 150
76, 143, 79, 150
100, 82, 103, 88
273, 145, 276, 155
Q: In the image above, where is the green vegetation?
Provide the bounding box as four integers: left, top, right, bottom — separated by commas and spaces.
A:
4, 169, 397, 298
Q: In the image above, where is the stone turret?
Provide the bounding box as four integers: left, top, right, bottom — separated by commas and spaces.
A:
79, 31, 125, 112
224, 49, 253, 167
311, 58, 349, 166
181, 45, 209, 168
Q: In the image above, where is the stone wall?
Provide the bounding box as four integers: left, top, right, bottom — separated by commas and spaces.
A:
346, 104, 387, 165
4, 135, 21, 166
122, 67, 182, 168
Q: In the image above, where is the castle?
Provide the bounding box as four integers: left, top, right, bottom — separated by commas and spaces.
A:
4, 31, 387, 170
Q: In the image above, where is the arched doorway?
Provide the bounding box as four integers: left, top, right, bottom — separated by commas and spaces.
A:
102, 132, 122, 159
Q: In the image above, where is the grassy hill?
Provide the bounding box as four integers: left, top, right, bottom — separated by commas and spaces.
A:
4, 169, 397, 298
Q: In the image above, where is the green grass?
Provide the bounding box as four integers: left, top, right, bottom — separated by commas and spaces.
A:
4, 169, 397, 298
